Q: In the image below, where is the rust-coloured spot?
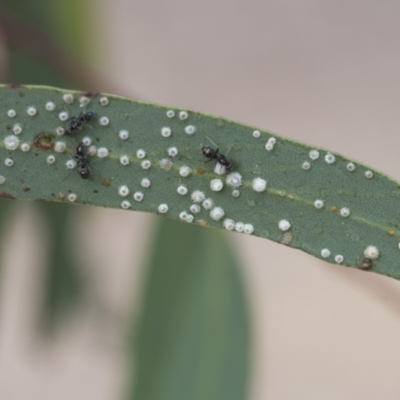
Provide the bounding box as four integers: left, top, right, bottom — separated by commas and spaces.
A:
387, 230, 395, 236
197, 168, 205, 175
23, 187, 31, 192
102, 178, 111, 187
198, 219, 208, 227
6, 83, 25, 89
360, 258, 372, 269
33, 133, 55, 150
331, 205, 338, 212
58, 193, 65, 200
81, 91, 100, 98
0, 192, 15, 199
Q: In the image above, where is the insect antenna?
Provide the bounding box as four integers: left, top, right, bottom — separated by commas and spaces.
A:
225, 143, 234, 157
62, 152, 77, 181
205, 135, 219, 148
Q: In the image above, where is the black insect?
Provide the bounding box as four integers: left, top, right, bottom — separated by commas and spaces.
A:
65, 109, 95, 135
74, 142, 91, 179
201, 143, 233, 172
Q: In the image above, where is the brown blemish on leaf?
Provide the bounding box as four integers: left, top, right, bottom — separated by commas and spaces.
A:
360, 258, 372, 269
33, 133, 55, 150
387, 230, 395, 236
81, 91, 100, 98
197, 168, 205, 175
6, 83, 25, 89
331, 205, 338, 212
0, 192, 16, 199
58, 193, 65, 200
102, 178, 111, 187
23, 187, 31, 192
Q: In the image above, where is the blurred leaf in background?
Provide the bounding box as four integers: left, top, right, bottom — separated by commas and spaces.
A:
0, 0, 89, 330
131, 219, 250, 400
37, 202, 87, 331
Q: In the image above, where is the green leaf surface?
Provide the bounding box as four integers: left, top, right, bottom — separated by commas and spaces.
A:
130, 218, 249, 400
1, 85, 399, 279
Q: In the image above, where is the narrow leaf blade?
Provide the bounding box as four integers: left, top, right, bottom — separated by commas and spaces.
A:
0, 85, 399, 279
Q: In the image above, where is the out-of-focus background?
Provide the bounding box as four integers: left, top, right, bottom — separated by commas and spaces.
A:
1, 1, 400, 399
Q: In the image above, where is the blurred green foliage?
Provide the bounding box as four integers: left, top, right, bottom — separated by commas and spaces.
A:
0, 1, 250, 398
37, 202, 86, 331
0, 0, 86, 330
131, 218, 249, 400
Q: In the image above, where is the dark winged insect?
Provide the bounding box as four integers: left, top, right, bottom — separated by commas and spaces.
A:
74, 142, 91, 179
65, 109, 95, 135
201, 136, 233, 172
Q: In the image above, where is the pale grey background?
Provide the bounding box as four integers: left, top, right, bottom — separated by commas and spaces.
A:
1, 1, 400, 399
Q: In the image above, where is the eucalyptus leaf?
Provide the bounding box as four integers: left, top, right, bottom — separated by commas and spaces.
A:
1, 85, 399, 279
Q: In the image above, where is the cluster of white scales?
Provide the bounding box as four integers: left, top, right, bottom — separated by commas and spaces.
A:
0, 89, 395, 271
